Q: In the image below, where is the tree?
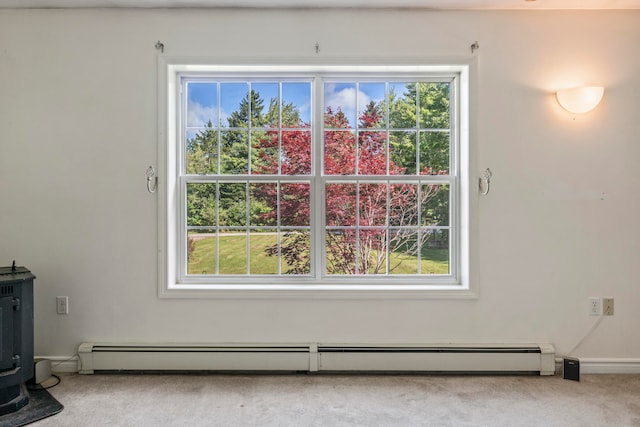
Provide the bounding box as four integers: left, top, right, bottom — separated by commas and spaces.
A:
250, 103, 312, 273
186, 90, 271, 230
387, 82, 450, 176
322, 101, 445, 274
186, 120, 218, 175
185, 120, 218, 229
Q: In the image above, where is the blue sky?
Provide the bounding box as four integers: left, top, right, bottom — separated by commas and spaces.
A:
186, 80, 407, 129
186, 81, 312, 128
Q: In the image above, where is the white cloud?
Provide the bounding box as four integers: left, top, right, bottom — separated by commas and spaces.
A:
297, 102, 311, 124
324, 85, 375, 125
187, 100, 220, 127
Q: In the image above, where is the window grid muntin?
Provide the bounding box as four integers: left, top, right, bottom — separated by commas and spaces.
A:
179, 72, 458, 283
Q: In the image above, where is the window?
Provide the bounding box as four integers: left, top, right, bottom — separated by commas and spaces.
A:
160, 63, 472, 296
184, 80, 313, 276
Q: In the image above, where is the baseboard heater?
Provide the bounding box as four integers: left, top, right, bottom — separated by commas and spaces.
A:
78, 343, 555, 375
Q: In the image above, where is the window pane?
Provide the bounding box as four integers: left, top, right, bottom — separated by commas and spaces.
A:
358, 228, 387, 274
250, 183, 277, 227
325, 83, 356, 128
326, 183, 356, 227
358, 131, 387, 175
187, 183, 217, 227
324, 130, 356, 175
283, 82, 311, 127
221, 82, 249, 128
419, 131, 450, 175
281, 183, 310, 226
249, 229, 278, 274
389, 228, 419, 275
280, 231, 311, 275
358, 183, 387, 226
218, 233, 247, 274
220, 131, 248, 174
251, 130, 278, 175
389, 183, 419, 227
423, 229, 450, 274
187, 231, 216, 275
281, 130, 311, 175
251, 82, 278, 127
186, 129, 218, 175
421, 184, 449, 227
325, 229, 356, 275
358, 83, 386, 128
418, 82, 450, 129
388, 83, 416, 129
186, 82, 218, 128
389, 131, 416, 175
218, 183, 246, 226
389, 228, 450, 275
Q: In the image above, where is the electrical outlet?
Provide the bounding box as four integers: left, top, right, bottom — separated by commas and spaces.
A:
588, 297, 602, 316
56, 296, 69, 315
603, 298, 614, 316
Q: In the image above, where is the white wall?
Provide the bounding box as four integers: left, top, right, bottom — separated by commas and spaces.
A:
1, 9, 639, 361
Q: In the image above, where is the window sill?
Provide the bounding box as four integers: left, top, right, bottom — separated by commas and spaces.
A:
159, 282, 478, 299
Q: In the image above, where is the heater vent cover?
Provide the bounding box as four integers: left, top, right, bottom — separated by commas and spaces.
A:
78, 343, 555, 376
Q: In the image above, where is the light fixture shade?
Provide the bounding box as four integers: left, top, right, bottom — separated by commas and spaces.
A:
556, 86, 604, 114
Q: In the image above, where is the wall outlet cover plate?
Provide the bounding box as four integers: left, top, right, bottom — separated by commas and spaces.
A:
34, 358, 52, 384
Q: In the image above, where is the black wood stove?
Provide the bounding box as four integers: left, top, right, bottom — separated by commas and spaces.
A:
0, 263, 34, 415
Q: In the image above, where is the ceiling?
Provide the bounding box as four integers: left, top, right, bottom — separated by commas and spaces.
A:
0, 0, 638, 9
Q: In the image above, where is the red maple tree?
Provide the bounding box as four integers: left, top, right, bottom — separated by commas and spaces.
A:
253, 101, 445, 275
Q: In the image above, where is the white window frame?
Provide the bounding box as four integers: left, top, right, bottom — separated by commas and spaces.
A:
158, 59, 476, 299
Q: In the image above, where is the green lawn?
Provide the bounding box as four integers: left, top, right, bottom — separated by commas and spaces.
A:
188, 234, 448, 276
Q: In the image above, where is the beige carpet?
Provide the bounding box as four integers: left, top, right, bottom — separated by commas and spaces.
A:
31, 373, 640, 426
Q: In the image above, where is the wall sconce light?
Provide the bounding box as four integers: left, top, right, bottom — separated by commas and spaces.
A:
555, 86, 604, 114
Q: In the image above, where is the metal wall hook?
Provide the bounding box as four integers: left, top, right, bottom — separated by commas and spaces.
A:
146, 166, 158, 193
479, 168, 492, 196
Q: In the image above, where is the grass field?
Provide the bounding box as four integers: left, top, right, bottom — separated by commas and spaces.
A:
188, 233, 448, 276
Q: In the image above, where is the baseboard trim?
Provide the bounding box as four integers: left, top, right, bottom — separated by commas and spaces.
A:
37, 356, 79, 373
579, 359, 640, 374
556, 357, 640, 374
